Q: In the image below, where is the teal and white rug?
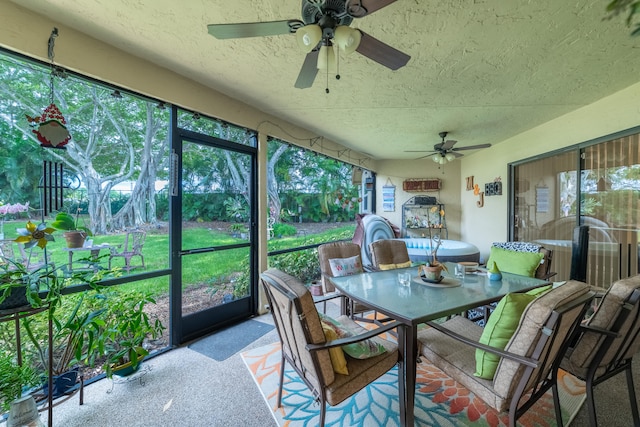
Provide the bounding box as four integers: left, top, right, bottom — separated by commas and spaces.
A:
242, 342, 586, 427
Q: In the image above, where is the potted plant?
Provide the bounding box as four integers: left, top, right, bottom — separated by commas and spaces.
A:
19, 264, 115, 398
102, 289, 165, 378
228, 223, 248, 239
51, 211, 93, 248
0, 353, 42, 426
0, 221, 56, 311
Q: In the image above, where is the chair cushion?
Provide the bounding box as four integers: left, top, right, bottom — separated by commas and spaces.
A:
329, 255, 363, 277
487, 246, 544, 277
475, 292, 537, 379
320, 314, 387, 359
378, 260, 412, 271
562, 275, 640, 378
321, 322, 349, 375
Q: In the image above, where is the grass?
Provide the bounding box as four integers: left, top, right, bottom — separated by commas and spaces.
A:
1, 219, 355, 297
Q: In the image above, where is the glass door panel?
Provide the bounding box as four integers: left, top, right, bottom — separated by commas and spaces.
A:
178, 137, 256, 342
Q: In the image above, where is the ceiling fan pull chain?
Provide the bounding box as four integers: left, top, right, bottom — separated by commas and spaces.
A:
325, 45, 330, 94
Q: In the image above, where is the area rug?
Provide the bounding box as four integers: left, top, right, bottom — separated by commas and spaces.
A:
241, 342, 586, 427
188, 319, 274, 361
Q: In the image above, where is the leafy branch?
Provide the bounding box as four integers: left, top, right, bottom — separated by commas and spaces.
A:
606, 0, 640, 36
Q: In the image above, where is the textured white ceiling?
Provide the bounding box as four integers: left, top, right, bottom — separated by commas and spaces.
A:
11, 0, 640, 160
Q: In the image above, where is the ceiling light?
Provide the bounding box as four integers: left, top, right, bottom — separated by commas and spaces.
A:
296, 24, 322, 53
333, 26, 361, 54
445, 153, 456, 162
317, 44, 336, 72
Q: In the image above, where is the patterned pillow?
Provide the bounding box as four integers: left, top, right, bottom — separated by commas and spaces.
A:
319, 314, 387, 359
329, 255, 363, 277
492, 241, 541, 253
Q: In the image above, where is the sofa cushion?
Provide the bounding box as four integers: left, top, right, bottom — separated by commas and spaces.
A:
487, 246, 544, 277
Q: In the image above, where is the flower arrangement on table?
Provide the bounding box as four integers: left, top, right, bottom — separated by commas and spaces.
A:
422, 206, 447, 274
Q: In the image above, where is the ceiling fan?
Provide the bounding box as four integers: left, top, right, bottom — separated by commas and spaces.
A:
207, 0, 410, 89
406, 132, 492, 164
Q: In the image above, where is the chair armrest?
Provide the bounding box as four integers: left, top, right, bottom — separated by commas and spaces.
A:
313, 292, 345, 304
579, 323, 620, 338
307, 320, 401, 351
543, 271, 558, 280
425, 321, 539, 368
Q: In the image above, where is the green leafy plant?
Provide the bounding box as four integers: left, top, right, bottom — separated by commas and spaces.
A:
50, 211, 93, 236
101, 289, 165, 378
606, 0, 640, 36
22, 267, 116, 376
0, 353, 39, 413
272, 222, 296, 237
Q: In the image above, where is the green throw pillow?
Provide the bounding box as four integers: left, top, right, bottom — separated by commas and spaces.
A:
486, 247, 544, 277
474, 292, 537, 379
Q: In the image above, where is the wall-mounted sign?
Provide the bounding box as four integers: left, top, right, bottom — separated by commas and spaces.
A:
382, 179, 396, 212
402, 178, 441, 192
484, 181, 502, 196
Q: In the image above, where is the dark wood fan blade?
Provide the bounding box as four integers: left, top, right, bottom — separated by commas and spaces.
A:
415, 152, 437, 160
355, 31, 410, 70
451, 143, 492, 151
347, 0, 398, 18
440, 139, 457, 151
207, 20, 302, 39
294, 50, 319, 89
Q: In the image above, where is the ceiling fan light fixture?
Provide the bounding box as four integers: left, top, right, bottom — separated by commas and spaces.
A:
317, 44, 337, 72
432, 154, 440, 163
334, 26, 361, 54
445, 153, 455, 162
296, 24, 322, 53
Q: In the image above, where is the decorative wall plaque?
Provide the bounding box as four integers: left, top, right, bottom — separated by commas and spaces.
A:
402, 178, 441, 192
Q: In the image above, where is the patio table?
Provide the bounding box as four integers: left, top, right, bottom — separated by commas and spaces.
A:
329, 262, 551, 427
61, 244, 112, 272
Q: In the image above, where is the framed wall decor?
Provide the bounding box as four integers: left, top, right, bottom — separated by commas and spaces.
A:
382, 180, 396, 212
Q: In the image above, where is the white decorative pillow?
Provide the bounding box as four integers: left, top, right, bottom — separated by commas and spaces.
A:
329, 255, 363, 277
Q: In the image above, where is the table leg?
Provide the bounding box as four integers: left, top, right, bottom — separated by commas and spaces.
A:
397, 324, 417, 427
67, 250, 73, 272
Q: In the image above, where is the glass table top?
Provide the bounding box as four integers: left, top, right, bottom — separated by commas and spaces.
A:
329, 262, 550, 325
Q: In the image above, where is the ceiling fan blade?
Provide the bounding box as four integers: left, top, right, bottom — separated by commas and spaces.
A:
207, 20, 302, 39
415, 151, 438, 160
294, 50, 320, 89
440, 139, 457, 151
355, 30, 410, 70
451, 143, 492, 151
347, 0, 398, 18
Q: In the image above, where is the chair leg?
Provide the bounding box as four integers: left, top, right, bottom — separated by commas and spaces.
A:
319, 398, 326, 427
277, 354, 285, 408
625, 363, 640, 426
552, 382, 564, 427
585, 375, 598, 427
